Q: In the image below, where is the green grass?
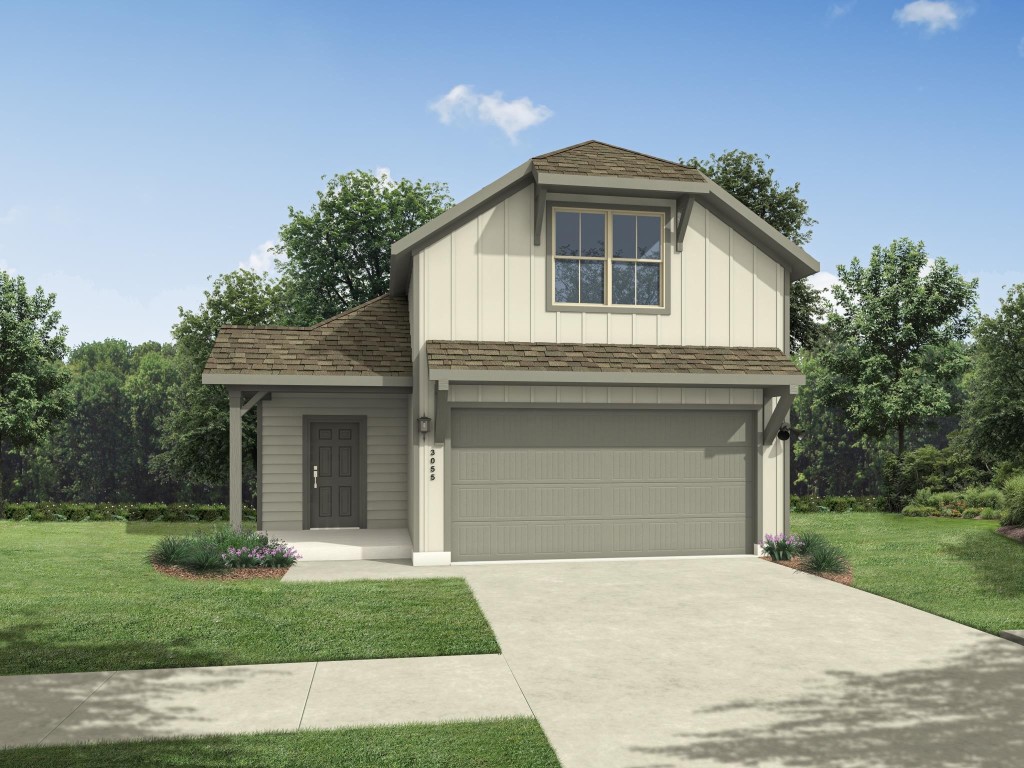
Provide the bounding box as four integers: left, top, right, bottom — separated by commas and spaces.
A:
792, 512, 1024, 634
0, 718, 559, 768
0, 521, 499, 676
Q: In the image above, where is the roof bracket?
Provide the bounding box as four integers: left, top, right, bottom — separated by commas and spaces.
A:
241, 390, 270, 416
762, 385, 798, 445
533, 184, 547, 247
676, 194, 694, 252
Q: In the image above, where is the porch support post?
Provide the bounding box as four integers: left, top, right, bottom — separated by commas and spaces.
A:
228, 389, 243, 530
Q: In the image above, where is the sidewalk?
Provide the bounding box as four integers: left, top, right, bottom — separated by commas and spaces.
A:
0, 655, 531, 748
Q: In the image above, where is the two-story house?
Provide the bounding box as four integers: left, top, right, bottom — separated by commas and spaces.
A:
203, 141, 819, 565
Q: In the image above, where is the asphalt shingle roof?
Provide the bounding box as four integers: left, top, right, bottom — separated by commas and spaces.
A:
426, 340, 800, 376
532, 140, 706, 183
204, 295, 412, 377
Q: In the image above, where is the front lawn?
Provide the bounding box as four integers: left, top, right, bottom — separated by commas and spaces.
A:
792, 512, 1024, 634
0, 718, 559, 768
0, 522, 499, 676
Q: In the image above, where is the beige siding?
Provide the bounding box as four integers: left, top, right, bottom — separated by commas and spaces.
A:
260, 392, 410, 531
417, 187, 785, 349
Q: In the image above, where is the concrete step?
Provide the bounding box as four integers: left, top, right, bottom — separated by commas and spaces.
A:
264, 528, 413, 562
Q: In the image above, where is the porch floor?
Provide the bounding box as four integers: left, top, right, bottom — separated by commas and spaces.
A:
265, 528, 412, 562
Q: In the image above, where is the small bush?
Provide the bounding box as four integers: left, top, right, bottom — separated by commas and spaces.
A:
979, 508, 1002, 520
963, 486, 1004, 509
795, 531, 829, 555
791, 496, 879, 514
799, 535, 850, 575
901, 504, 935, 517
961, 507, 986, 519
150, 526, 299, 572
1001, 475, 1024, 527
760, 533, 800, 561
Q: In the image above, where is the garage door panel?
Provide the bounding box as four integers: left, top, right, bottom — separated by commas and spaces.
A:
451, 448, 749, 483
450, 409, 753, 561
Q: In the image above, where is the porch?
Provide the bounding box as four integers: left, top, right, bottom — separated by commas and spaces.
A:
265, 528, 413, 562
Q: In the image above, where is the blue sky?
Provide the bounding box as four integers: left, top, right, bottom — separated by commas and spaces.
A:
1, 0, 1022, 345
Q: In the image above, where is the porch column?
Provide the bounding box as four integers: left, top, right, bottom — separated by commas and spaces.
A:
228, 389, 242, 530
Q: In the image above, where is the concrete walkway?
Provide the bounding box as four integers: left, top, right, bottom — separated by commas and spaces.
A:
0, 654, 530, 749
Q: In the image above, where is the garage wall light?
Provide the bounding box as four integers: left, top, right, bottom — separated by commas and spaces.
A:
418, 416, 432, 434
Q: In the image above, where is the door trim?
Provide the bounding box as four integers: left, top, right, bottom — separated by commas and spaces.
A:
302, 415, 368, 530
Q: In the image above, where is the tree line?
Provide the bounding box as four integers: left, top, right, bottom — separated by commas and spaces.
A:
2, 156, 1022, 507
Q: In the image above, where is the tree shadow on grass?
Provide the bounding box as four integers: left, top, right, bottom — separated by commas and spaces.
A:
631, 643, 1024, 768
941, 528, 1024, 598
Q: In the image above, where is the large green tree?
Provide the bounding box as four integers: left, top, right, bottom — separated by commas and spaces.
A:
817, 238, 977, 457
275, 171, 452, 325
686, 149, 825, 350
155, 269, 289, 491
0, 272, 70, 503
959, 283, 1024, 468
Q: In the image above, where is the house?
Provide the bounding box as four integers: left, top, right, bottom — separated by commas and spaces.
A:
202, 140, 819, 565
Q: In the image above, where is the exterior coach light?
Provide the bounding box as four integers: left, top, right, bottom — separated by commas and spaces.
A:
778, 424, 791, 441
418, 416, 432, 434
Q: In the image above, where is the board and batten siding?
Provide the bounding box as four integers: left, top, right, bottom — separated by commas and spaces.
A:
260, 392, 410, 530
418, 185, 787, 348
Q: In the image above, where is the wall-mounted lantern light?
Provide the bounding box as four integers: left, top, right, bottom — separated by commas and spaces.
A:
418, 416, 432, 434
778, 423, 791, 441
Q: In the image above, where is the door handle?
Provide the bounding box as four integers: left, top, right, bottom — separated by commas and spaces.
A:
313, 465, 318, 489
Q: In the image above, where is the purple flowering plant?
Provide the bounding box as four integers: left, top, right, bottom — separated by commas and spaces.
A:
222, 542, 300, 568
759, 533, 801, 561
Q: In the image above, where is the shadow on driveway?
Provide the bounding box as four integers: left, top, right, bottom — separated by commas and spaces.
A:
632, 644, 1024, 767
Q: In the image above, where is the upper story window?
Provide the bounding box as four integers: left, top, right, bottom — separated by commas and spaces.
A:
552, 208, 664, 307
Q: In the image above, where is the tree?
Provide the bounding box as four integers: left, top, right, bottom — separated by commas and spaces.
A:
686, 149, 824, 350
816, 238, 977, 457
0, 271, 71, 503
959, 283, 1024, 467
155, 269, 289, 491
275, 171, 452, 325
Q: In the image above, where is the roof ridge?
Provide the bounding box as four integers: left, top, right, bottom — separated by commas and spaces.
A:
532, 140, 699, 171
310, 294, 399, 329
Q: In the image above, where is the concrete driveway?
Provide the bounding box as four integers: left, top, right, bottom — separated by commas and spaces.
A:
452, 556, 1024, 768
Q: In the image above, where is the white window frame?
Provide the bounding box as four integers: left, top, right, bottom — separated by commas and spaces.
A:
550, 206, 666, 309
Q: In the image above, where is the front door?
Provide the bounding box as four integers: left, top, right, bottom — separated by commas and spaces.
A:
308, 421, 362, 528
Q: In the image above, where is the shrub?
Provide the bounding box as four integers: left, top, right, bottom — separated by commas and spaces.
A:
962, 507, 986, 519
798, 535, 850, 575
760, 533, 800, 561
1001, 475, 1024, 527
791, 496, 879, 514
963, 486, 1004, 509
901, 504, 935, 517
795, 531, 828, 555
1, 502, 255, 523
150, 526, 300, 571
979, 508, 1002, 520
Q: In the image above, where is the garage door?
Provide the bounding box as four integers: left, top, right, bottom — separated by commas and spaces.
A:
449, 408, 754, 561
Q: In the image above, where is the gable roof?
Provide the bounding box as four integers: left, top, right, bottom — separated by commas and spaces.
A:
389, 140, 820, 291
532, 140, 705, 182
202, 295, 412, 381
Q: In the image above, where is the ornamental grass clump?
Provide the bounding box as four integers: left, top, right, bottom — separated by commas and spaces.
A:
760, 533, 801, 561
797, 534, 850, 575
151, 526, 300, 571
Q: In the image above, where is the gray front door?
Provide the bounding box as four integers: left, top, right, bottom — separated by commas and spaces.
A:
309, 421, 361, 528
449, 408, 754, 561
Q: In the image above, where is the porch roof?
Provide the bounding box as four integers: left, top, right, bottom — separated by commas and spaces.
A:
202, 295, 412, 385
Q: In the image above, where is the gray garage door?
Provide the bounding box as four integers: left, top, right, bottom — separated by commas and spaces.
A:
449, 408, 754, 562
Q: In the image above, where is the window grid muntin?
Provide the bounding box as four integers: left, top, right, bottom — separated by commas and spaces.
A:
552, 207, 664, 308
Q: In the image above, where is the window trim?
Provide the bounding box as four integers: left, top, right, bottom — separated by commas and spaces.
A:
545, 201, 672, 315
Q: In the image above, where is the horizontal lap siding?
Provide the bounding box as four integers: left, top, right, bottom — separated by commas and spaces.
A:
260, 393, 410, 530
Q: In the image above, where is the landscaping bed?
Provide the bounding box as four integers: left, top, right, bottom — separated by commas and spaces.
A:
151, 563, 288, 581
762, 555, 853, 586
997, 525, 1024, 545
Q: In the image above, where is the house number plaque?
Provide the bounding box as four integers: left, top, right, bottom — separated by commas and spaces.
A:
429, 449, 436, 481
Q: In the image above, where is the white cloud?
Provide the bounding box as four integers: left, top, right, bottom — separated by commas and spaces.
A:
893, 1, 964, 33
374, 166, 392, 181
241, 240, 277, 273
807, 270, 842, 308
430, 84, 552, 141
830, 3, 855, 18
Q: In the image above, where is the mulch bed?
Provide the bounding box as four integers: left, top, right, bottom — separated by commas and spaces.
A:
762, 555, 853, 586
997, 525, 1024, 545
152, 562, 289, 581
